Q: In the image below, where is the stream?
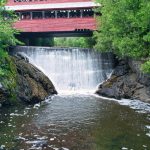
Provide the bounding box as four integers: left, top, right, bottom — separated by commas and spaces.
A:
0, 47, 150, 150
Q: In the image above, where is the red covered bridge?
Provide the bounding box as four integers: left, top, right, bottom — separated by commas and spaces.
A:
6, 0, 99, 37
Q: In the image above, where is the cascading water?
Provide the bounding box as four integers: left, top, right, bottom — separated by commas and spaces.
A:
12, 46, 114, 93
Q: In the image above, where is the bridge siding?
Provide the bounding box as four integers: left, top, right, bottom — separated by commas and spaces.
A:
14, 18, 96, 32
7, 0, 91, 6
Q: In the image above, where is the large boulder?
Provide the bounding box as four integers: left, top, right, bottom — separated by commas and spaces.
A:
95, 60, 150, 102
128, 59, 150, 86
12, 55, 57, 104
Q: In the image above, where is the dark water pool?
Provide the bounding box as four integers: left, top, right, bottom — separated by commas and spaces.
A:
0, 94, 150, 150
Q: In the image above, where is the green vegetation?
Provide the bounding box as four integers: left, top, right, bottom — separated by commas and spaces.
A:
141, 60, 150, 73
0, 50, 17, 102
35, 37, 54, 47
0, 1, 20, 103
25, 37, 54, 46
54, 37, 95, 48
94, 0, 150, 73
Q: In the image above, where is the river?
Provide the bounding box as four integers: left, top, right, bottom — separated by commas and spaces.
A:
0, 47, 150, 150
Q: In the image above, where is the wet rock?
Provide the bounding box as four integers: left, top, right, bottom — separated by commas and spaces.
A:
15, 52, 29, 63
0, 83, 9, 105
96, 60, 150, 102
112, 60, 129, 76
12, 56, 57, 104
0, 54, 57, 106
0, 53, 57, 106
128, 59, 150, 86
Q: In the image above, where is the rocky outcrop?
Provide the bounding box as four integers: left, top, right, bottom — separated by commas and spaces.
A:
0, 55, 57, 105
95, 60, 150, 102
13, 55, 57, 104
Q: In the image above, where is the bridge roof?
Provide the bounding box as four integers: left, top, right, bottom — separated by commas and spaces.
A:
6, 2, 100, 11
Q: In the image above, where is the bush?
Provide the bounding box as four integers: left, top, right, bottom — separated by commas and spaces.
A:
94, 0, 150, 73
141, 60, 150, 73
0, 49, 17, 103
54, 37, 95, 48
0, 1, 20, 103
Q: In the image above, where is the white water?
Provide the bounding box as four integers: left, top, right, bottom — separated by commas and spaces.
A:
13, 46, 113, 93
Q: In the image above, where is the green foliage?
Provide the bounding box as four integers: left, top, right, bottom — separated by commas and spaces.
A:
0, 0, 6, 6
54, 37, 95, 48
0, 8, 21, 49
94, 0, 150, 72
36, 37, 54, 46
0, 49, 17, 102
0, 2, 19, 103
141, 60, 150, 73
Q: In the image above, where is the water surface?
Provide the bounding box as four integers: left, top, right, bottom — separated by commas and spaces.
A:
0, 94, 150, 150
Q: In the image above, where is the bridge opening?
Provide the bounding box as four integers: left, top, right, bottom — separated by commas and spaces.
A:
16, 8, 94, 20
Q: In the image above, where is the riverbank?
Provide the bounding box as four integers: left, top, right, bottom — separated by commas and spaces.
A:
0, 54, 57, 106
96, 59, 150, 102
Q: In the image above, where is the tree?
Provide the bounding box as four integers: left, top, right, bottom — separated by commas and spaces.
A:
0, 1, 20, 49
0, 1, 20, 102
94, 0, 150, 72
54, 37, 95, 48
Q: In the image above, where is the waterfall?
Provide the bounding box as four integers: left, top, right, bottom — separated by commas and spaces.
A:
12, 46, 114, 93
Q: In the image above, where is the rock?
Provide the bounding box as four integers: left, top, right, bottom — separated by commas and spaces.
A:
12, 56, 57, 104
128, 59, 150, 86
96, 60, 150, 102
0, 54, 57, 106
15, 52, 29, 63
112, 60, 129, 76
0, 84, 10, 105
